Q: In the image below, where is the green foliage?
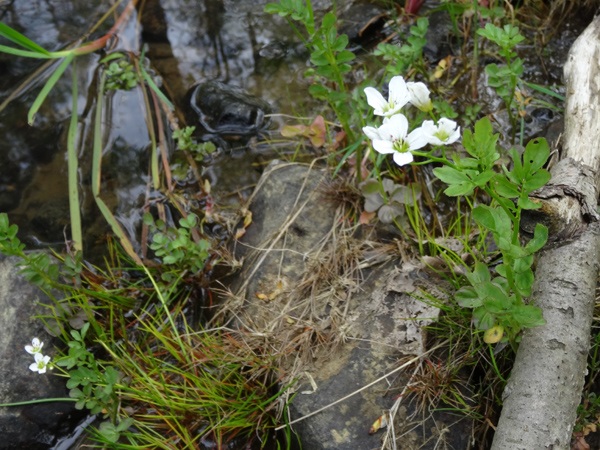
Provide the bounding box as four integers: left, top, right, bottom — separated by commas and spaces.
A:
374, 18, 429, 76
477, 23, 526, 139
143, 212, 211, 275
172, 126, 216, 162
55, 323, 120, 417
433, 118, 550, 346
105, 59, 138, 91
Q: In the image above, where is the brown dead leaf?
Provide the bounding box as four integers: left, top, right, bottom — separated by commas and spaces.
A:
360, 210, 376, 224
572, 432, 590, 450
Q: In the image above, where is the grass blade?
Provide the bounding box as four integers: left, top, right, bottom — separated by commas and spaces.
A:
28, 54, 74, 125
0, 44, 55, 59
67, 61, 83, 252
0, 22, 50, 55
92, 72, 107, 196
139, 45, 173, 110
95, 197, 143, 266
523, 81, 565, 102
140, 68, 173, 110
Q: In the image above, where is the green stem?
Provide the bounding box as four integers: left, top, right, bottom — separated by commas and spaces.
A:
411, 151, 457, 169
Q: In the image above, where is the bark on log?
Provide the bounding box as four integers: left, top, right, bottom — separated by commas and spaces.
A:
490, 16, 600, 450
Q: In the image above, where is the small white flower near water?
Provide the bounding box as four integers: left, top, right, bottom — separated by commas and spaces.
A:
25, 338, 43, 355
364, 76, 411, 117
421, 118, 461, 145
29, 353, 51, 374
365, 114, 428, 166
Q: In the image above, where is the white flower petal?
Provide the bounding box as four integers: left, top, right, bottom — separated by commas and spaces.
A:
25, 338, 43, 355
407, 82, 432, 112
29, 362, 39, 372
38, 367, 47, 374
372, 139, 395, 155
379, 114, 409, 141
362, 126, 381, 141
34, 353, 44, 363
364, 87, 388, 115
388, 76, 410, 111
392, 151, 414, 166
406, 127, 429, 151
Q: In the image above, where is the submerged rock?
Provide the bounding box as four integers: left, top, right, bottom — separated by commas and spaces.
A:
0, 254, 84, 450
187, 81, 272, 138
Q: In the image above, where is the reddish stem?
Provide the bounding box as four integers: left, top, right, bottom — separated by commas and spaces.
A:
73, 0, 140, 55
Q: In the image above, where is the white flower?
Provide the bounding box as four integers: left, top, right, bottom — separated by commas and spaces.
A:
25, 338, 43, 355
421, 118, 461, 146
407, 82, 433, 112
369, 114, 428, 166
364, 76, 411, 117
29, 353, 51, 374
362, 117, 390, 141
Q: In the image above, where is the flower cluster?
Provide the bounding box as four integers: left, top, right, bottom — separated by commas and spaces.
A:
363, 76, 460, 166
25, 338, 52, 374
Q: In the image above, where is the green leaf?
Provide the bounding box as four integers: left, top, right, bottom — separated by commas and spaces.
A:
483, 294, 513, 315
0, 22, 50, 55
321, 12, 337, 28
474, 280, 508, 304
525, 223, 548, 253
433, 166, 470, 185
28, 54, 74, 125
264, 3, 285, 13
310, 50, 330, 66
512, 305, 545, 326
332, 35, 349, 52
510, 147, 525, 182
493, 174, 520, 198
98, 422, 119, 444
513, 254, 534, 273
523, 137, 550, 176
517, 196, 542, 210
444, 183, 475, 196
495, 263, 508, 278
455, 286, 482, 308
515, 268, 534, 292
473, 170, 495, 187
523, 169, 551, 192
473, 306, 495, 330
336, 50, 355, 64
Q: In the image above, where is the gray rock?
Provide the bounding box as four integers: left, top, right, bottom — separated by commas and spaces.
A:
228, 162, 474, 449
0, 254, 83, 450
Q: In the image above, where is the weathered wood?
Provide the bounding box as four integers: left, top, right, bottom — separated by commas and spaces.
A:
491, 15, 600, 450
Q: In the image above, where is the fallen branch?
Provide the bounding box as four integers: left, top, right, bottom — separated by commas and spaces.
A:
491, 16, 600, 450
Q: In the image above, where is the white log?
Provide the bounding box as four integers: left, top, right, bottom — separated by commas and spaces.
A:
491, 15, 600, 450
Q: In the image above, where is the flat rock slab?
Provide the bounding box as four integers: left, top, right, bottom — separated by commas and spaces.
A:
0, 254, 82, 450
228, 161, 473, 449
